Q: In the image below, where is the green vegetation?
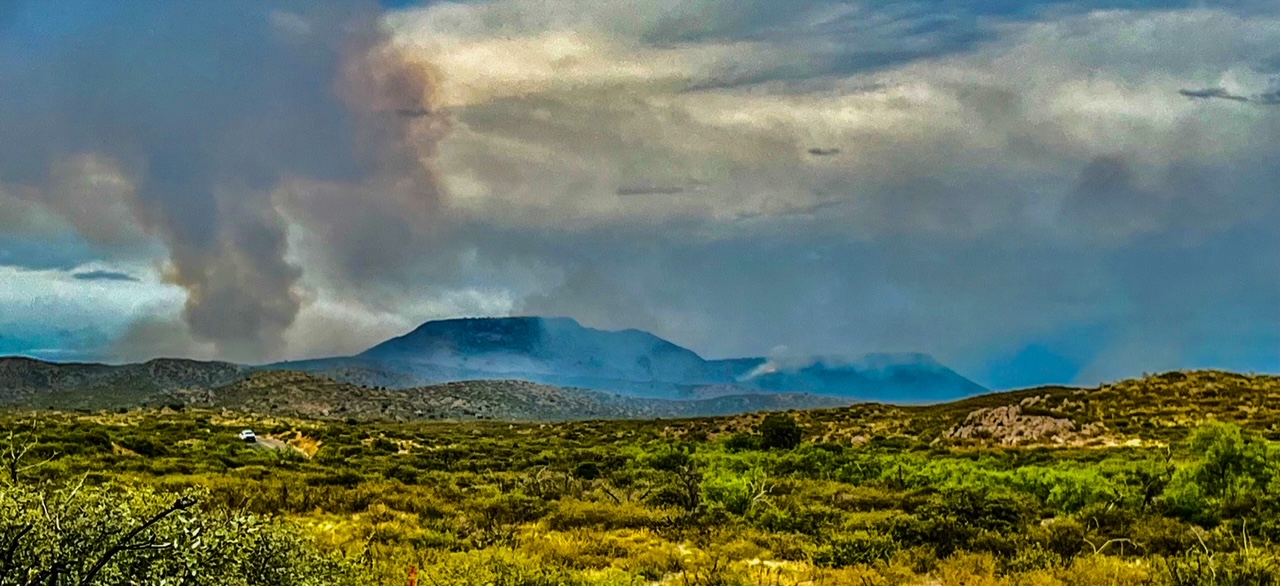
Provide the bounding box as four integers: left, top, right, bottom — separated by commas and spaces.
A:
5, 371, 1280, 584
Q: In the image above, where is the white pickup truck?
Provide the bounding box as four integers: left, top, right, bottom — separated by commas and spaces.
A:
238, 429, 257, 443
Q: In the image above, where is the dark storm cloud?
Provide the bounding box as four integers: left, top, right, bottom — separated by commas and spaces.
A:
1259, 78, 1280, 104
1179, 87, 1250, 102
0, 1, 446, 361
616, 186, 686, 196
460, 201, 1280, 387
71, 270, 139, 283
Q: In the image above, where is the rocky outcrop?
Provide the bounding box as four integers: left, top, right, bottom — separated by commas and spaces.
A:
945, 404, 1099, 445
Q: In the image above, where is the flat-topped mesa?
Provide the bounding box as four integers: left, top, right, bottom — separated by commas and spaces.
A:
347, 316, 988, 402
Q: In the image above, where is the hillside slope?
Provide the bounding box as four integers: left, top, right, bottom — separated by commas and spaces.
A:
170, 371, 851, 421
0, 358, 850, 421
0, 356, 245, 409
3, 317, 987, 405
298, 316, 988, 403
692, 370, 1280, 447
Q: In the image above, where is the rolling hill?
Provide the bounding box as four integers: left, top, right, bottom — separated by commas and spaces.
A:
0, 360, 850, 421
0, 356, 245, 409
170, 371, 851, 421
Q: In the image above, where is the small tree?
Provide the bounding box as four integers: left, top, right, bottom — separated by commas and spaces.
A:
2, 431, 55, 485
759, 414, 803, 450
648, 445, 703, 512
1163, 423, 1276, 525
0, 483, 356, 585
1188, 423, 1272, 501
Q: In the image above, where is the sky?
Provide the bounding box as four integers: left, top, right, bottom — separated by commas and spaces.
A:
0, 0, 1277, 389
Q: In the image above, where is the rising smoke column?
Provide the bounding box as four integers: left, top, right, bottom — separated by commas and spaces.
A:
0, 2, 446, 361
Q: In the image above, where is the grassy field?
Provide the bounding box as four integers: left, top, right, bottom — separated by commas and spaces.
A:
4, 370, 1280, 585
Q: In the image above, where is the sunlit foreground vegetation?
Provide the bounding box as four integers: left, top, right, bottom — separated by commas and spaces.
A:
4, 392, 1280, 585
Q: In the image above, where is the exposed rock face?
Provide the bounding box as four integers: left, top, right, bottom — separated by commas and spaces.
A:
946, 404, 1080, 445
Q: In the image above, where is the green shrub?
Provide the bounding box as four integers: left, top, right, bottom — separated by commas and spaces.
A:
572, 462, 602, 480
545, 500, 665, 531
472, 492, 550, 527
1165, 549, 1280, 586
1165, 424, 1277, 527
759, 414, 803, 451
0, 483, 355, 586
753, 503, 845, 536
117, 436, 169, 458
702, 467, 769, 516
1003, 542, 1064, 573
813, 530, 899, 567
1030, 517, 1087, 561
724, 433, 760, 452
306, 470, 364, 487
1132, 515, 1198, 556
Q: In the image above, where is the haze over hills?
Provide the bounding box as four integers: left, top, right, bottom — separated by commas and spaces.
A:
169, 371, 850, 422
1, 316, 986, 417
292, 316, 988, 403
0, 357, 850, 420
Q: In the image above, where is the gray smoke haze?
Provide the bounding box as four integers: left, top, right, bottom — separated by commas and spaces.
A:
3, 0, 1280, 389
0, 2, 446, 361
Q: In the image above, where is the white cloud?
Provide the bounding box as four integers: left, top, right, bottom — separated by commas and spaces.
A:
386, 2, 1280, 243
0, 264, 183, 356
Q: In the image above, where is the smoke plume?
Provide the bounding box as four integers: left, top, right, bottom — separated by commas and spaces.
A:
0, 2, 447, 361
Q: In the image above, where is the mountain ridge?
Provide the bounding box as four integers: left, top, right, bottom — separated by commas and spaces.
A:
344, 316, 985, 403
0, 359, 851, 421
1, 316, 988, 414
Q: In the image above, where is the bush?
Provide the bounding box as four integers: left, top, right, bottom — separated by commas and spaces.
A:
703, 467, 769, 516
572, 461, 601, 480
117, 436, 169, 458
306, 470, 365, 487
1165, 424, 1277, 526
753, 503, 845, 536
813, 531, 900, 567
1132, 515, 1197, 556
1030, 518, 1087, 561
920, 488, 1036, 534
545, 500, 665, 531
405, 549, 598, 586
1059, 555, 1155, 586
0, 483, 355, 586
1165, 549, 1280, 586
759, 415, 803, 451
1003, 542, 1064, 574
724, 433, 760, 452
471, 492, 550, 527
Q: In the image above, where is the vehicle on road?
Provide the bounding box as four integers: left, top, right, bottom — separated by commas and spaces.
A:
238, 429, 257, 443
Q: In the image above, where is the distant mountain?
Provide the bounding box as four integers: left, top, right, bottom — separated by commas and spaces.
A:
741, 354, 987, 404
359, 316, 708, 384
293, 316, 988, 403
0, 316, 988, 415
0, 356, 245, 409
